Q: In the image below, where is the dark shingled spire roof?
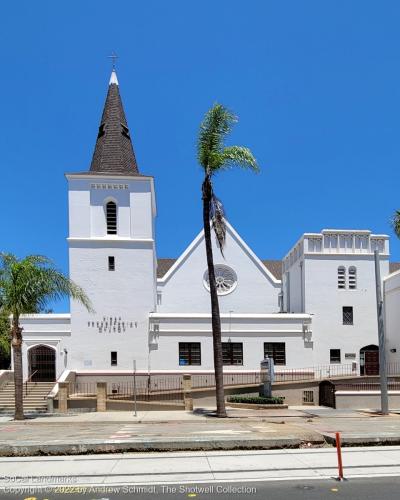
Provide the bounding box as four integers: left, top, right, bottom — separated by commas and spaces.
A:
90, 70, 139, 175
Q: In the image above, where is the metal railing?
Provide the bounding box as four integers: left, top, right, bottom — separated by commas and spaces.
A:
191, 372, 261, 388
24, 370, 38, 396
273, 363, 359, 382
67, 362, 398, 399
69, 376, 185, 403
335, 381, 400, 392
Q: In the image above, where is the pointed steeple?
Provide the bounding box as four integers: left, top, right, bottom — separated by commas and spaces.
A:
90, 70, 139, 175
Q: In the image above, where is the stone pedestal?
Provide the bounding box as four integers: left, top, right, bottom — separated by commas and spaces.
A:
183, 374, 193, 411
58, 382, 69, 413
97, 381, 107, 412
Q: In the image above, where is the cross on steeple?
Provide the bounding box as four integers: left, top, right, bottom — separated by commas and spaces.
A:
108, 52, 118, 70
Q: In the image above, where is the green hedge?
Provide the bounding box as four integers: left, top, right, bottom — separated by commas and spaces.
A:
227, 395, 284, 405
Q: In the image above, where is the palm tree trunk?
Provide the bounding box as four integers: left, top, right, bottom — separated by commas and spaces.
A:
11, 315, 24, 420
202, 176, 227, 417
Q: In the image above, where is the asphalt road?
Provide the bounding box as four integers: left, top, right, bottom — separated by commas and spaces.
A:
1, 477, 400, 500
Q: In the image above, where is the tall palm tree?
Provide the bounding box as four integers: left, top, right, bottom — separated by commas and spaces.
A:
391, 210, 400, 238
0, 254, 93, 420
0, 312, 12, 369
197, 104, 259, 417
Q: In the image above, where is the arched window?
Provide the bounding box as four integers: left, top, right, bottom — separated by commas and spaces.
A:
348, 266, 357, 289
338, 266, 346, 289
106, 201, 117, 235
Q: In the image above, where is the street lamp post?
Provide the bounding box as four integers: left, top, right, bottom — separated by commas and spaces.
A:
374, 249, 388, 415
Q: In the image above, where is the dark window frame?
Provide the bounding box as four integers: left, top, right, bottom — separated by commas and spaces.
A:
343, 306, 354, 325
111, 351, 118, 366
330, 349, 341, 363
108, 256, 115, 271
179, 342, 201, 366
264, 342, 286, 366
222, 342, 243, 365
338, 266, 346, 289
348, 266, 357, 289
106, 201, 117, 235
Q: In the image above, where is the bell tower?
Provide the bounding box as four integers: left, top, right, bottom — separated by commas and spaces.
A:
66, 69, 157, 371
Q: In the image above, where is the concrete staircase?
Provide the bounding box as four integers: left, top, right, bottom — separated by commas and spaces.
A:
0, 381, 55, 414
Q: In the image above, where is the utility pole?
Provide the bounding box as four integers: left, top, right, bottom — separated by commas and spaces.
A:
374, 249, 388, 415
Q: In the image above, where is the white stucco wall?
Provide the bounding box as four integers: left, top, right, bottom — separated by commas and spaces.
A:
305, 255, 389, 366
19, 314, 71, 380
282, 230, 390, 368
149, 313, 313, 371
385, 270, 400, 365
67, 174, 157, 372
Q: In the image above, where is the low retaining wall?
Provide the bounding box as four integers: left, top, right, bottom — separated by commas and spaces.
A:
226, 402, 288, 410
335, 391, 400, 410
0, 371, 13, 389
272, 381, 320, 405
54, 397, 184, 412
106, 400, 185, 411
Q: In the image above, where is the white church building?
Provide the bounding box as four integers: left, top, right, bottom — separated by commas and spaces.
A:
19, 70, 400, 382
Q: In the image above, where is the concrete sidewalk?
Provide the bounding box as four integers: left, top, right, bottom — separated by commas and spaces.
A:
1, 446, 400, 487
0, 407, 314, 423
1, 407, 400, 455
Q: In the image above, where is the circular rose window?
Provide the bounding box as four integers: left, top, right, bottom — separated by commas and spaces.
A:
203, 265, 237, 295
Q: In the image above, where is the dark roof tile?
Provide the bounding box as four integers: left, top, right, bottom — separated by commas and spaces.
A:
261, 260, 282, 280
89, 71, 139, 175
157, 259, 177, 278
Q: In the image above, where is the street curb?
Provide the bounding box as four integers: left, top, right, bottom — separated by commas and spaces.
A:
0, 436, 325, 457
323, 433, 400, 447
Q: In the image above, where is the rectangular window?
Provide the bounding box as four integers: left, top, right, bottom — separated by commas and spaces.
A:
179, 343, 201, 366
330, 349, 341, 363
111, 351, 117, 366
108, 256, 115, 271
222, 342, 243, 365
343, 306, 353, 325
264, 342, 286, 365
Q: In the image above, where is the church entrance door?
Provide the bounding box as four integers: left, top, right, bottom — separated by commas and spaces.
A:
360, 345, 379, 376
28, 345, 56, 381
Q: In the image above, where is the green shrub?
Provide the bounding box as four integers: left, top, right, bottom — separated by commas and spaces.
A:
227, 395, 284, 405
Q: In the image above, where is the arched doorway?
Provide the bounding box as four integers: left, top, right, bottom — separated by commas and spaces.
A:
28, 345, 56, 381
360, 345, 379, 376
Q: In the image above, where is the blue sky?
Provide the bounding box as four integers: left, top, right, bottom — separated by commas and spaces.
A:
1, 1, 399, 312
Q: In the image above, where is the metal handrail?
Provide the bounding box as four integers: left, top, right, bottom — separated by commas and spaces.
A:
25, 370, 38, 396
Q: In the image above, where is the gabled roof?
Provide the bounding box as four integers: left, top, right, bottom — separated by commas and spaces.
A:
156, 258, 283, 280
156, 222, 282, 286
157, 259, 400, 281
89, 70, 139, 175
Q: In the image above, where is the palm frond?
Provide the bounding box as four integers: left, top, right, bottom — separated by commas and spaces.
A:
219, 146, 259, 172
210, 194, 226, 255
391, 210, 400, 238
197, 104, 237, 173
0, 253, 93, 316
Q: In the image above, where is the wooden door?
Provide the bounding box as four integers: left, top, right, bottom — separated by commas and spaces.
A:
364, 351, 379, 376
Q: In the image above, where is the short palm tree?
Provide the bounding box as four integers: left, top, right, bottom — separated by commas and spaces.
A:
0, 254, 93, 420
197, 104, 259, 417
391, 210, 400, 238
